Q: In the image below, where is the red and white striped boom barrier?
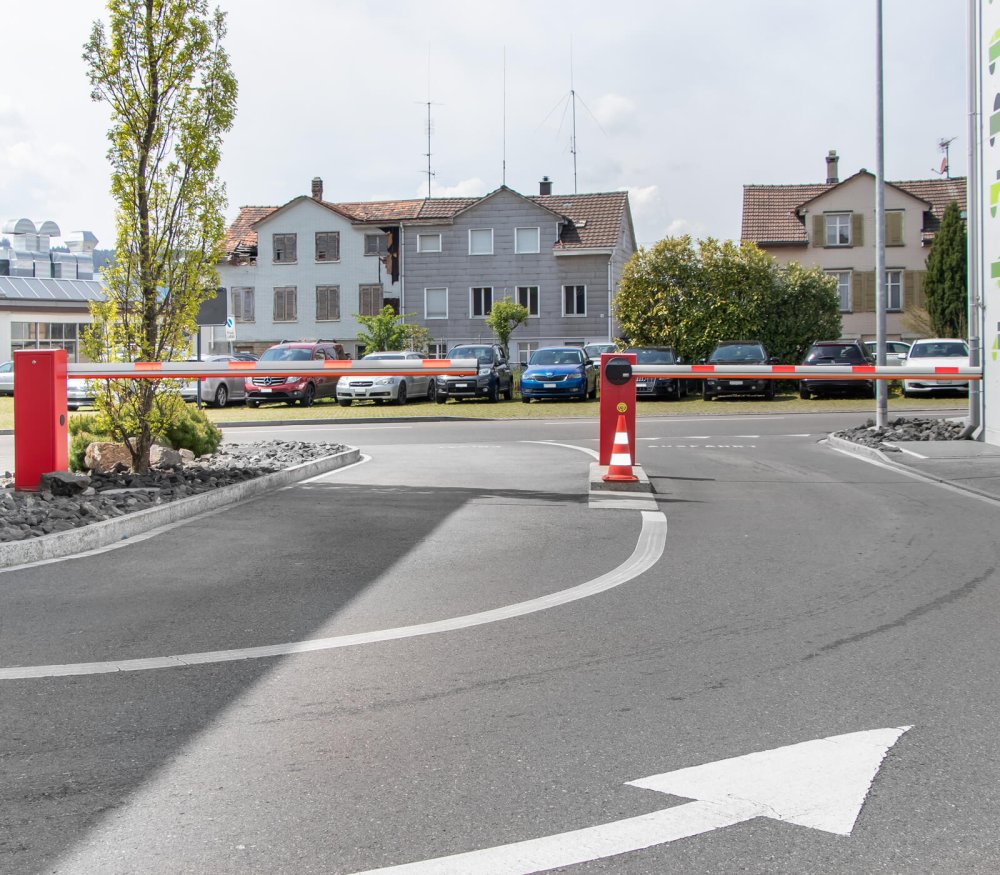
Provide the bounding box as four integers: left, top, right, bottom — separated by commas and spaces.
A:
631, 363, 983, 382
64, 358, 479, 380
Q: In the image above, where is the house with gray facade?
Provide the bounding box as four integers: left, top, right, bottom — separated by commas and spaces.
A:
220, 178, 636, 360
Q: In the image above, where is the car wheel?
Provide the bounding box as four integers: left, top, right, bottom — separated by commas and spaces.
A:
396, 382, 407, 406
503, 380, 513, 401
765, 382, 775, 400
247, 399, 260, 409
437, 393, 448, 404
300, 383, 316, 407
488, 380, 499, 403
427, 381, 437, 402
338, 399, 352, 407
213, 384, 228, 408
521, 395, 530, 404
799, 384, 810, 400
702, 386, 713, 401
670, 383, 681, 401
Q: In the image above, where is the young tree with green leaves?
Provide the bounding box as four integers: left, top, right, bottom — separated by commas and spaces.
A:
486, 296, 530, 360
924, 200, 967, 338
613, 236, 840, 365
82, 0, 237, 472
355, 306, 411, 352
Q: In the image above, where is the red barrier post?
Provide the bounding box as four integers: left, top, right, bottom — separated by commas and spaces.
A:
598, 352, 637, 466
14, 349, 69, 491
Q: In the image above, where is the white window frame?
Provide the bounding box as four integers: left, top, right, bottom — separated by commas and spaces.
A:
827, 270, 852, 312
886, 269, 903, 311
563, 284, 587, 317
468, 228, 494, 256
427, 342, 448, 359
825, 213, 851, 247
518, 341, 539, 362
424, 287, 448, 319
470, 286, 493, 317
516, 285, 539, 317
515, 226, 540, 254
417, 233, 442, 253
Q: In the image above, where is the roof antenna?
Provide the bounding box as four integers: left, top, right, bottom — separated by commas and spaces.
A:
419, 47, 442, 198
570, 38, 578, 194
502, 46, 507, 186
934, 136, 956, 178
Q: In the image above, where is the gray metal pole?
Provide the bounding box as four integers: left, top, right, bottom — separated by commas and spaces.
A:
875, 0, 888, 427
967, 0, 983, 437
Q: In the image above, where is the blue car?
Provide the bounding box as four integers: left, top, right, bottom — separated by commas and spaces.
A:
520, 347, 598, 402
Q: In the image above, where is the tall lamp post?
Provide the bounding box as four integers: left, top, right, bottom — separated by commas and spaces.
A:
875, 0, 888, 428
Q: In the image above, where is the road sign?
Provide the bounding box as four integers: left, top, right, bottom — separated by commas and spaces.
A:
225, 316, 236, 341
352, 726, 910, 874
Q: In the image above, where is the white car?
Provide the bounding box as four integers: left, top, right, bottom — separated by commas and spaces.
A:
864, 340, 911, 366
336, 351, 436, 406
0, 360, 12, 395
902, 338, 970, 396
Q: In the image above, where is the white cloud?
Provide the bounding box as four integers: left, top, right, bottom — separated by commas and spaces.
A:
590, 93, 638, 132
664, 218, 708, 239
426, 177, 488, 198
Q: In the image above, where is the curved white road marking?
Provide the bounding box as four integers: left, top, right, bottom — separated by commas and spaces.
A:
521, 440, 599, 460
1, 475, 666, 679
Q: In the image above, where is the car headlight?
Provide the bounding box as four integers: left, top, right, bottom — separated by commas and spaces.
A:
374, 376, 395, 386
478, 366, 493, 376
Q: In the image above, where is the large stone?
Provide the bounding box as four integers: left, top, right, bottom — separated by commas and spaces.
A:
85, 442, 133, 473
38, 471, 92, 497
150, 443, 182, 469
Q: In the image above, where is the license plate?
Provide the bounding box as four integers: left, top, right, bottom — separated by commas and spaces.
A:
454, 382, 468, 389
729, 380, 744, 386
636, 379, 649, 386
260, 388, 272, 393
544, 382, 557, 388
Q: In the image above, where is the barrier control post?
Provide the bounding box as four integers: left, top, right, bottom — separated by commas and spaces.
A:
14, 349, 68, 492
599, 352, 637, 467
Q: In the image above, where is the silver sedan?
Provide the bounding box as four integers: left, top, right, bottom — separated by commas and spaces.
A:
180, 354, 248, 407
336, 351, 436, 406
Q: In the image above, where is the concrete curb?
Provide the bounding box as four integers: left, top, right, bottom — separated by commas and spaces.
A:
825, 433, 896, 464
0, 447, 360, 569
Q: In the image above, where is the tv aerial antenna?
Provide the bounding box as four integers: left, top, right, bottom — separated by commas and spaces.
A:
934, 136, 956, 178
419, 50, 443, 198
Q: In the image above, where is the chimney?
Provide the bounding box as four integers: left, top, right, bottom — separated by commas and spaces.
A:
539, 176, 552, 196
825, 150, 839, 184
311, 177, 324, 201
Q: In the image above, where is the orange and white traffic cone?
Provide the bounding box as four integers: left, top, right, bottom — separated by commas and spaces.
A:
603, 414, 638, 482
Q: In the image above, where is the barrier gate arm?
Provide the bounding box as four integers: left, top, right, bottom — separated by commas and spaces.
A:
12, 355, 479, 491
631, 363, 983, 381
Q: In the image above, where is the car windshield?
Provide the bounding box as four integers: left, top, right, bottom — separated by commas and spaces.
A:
260, 347, 313, 362
627, 348, 676, 364
451, 346, 494, 364
909, 341, 968, 358
363, 353, 405, 360
530, 349, 584, 366
709, 344, 766, 363
805, 345, 868, 364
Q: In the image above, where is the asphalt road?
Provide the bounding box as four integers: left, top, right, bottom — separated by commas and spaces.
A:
2, 410, 998, 874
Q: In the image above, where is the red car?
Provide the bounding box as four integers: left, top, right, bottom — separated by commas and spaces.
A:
245, 340, 347, 407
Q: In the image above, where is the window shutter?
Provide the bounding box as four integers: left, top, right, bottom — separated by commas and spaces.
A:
905, 270, 926, 310
886, 212, 903, 246
246, 290, 254, 322
813, 215, 824, 247
854, 271, 875, 312
851, 213, 864, 247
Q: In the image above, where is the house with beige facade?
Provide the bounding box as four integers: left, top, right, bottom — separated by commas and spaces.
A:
741, 151, 966, 341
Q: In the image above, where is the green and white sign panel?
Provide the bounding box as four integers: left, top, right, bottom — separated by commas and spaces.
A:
981, 1, 1000, 444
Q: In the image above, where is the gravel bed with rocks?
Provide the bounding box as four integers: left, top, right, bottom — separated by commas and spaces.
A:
0, 440, 345, 542
834, 416, 969, 451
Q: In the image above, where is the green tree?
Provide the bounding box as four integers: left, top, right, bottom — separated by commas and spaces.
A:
82, 0, 237, 472
355, 306, 409, 352
924, 200, 967, 338
400, 322, 431, 354
486, 296, 530, 359
613, 237, 840, 364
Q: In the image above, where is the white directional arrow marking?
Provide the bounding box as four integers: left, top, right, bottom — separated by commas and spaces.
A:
352, 726, 910, 874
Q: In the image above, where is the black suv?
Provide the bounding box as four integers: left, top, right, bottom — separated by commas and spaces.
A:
245, 340, 348, 407
436, 343, 514, 402
798, 340, 875, 399
702, 340, 778, 400
627, 346, 686, 400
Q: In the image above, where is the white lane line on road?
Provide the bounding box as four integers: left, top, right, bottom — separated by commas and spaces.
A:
521, 440, 599, 459
882, 442, 929, 459
225, 424, 413, 433
0, 511, 666, 680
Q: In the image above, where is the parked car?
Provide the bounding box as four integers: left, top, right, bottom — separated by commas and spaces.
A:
436, 343, 513, 403
519, 346, 598, 402
798, 340, 875, 399
337, 351, 436, 406
0, 360, 12, 395
583, 342, 616, 360
902, 338, 970, 396
245, 340, 347, 407
180, 354, 248, 408
627, 346, 686, 400
864, 340, 911, 366
67, 378, 96, 411
702, 340, 777, 400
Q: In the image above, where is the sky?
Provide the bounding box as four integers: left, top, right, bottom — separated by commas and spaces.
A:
0, 0, 969, 251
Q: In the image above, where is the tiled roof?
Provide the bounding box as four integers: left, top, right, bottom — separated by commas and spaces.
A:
223, 189, 631, 256
741, 175, 967, 245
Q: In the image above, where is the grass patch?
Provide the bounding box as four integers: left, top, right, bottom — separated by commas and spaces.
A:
0, 390, 970, 433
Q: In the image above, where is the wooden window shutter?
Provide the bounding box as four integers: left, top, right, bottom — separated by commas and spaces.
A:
812, 215, 824, 247
851, 213, 864, 247
905, 270, 926, 310
886, 212, 903, 246
854, 271, 875, 312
